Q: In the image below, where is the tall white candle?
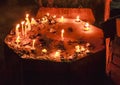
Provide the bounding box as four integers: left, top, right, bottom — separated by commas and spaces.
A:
25, 14, 31, 30
21, 21, 25, 35
61, 29, 64, 41
32, 39, 36, 49
16, 24, 20, 36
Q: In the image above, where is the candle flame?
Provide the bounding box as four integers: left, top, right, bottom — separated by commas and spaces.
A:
16, 24, 20, 29
42, 49, 47, 53
26, 14, 29, 18
46, 13, 50, 16
75, 45, 80, 53
84, 22, 90, 31
60, 16, 64, 22
53, 15, 56, 18
75, 16, 80, 22
54, 50, 61, 58
21, 21, 25, 25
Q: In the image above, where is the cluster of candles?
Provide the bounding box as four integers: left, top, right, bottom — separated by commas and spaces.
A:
13, 13, 91, 60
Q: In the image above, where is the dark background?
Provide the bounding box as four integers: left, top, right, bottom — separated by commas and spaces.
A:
0, 0, 116, 85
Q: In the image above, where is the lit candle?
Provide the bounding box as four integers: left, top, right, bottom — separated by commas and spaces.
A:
31, 18, 37, 25
24, 22, 28, 36
61, 29, 64, 41
54, 50, 61, 58
60, 16, 64, 22
75, 16, 80, 22
84, 22, 90, 31
75, 45, 81, 53
42, 49, 47, 53
25, 14, 31, 30
21, 21, 25, 35
80, 46, 86, 52
16, 35, 20, 46
46, 13, 50, 16
53, 15, 56, 19
32, 39, 36, 49
16, 24, 20, 36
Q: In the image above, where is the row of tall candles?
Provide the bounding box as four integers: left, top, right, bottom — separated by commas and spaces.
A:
15, 13, 90, 48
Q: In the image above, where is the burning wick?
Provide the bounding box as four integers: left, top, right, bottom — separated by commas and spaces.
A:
60, 16, 64, 22
84, 22, 90, 31
21, 21, 25, 35
32, 39, 36, 50
75, 16, 80, 22
54, 50, 61, 58
25, 14, 31, 31
46, 13, 50, 16
75, 45, 81, 53
16, 36, 20, 47
31, 18, 37, 25
42, 49, 47, 53
16, 24, 20, 36
61, 29, 64, 41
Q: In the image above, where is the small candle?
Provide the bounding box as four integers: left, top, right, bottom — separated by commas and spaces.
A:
16, 24, 20, 36
31, 18, 37, 25
25, 14, 31, 30
80, 46, 86, 52
46, 13, 50, 16
75, 16, 80, 22
42, 49, 47, 53
24, 22, 28, 35
61, 29, 64, 41
32, 39, 36, 49
75, 45, 80, 53
60, 16, 64, 22
84, 22, 90, 31
53, 15, 56, 19
21, 21, 25, 35
54, 50, 61, 58
16, 35, 20, 46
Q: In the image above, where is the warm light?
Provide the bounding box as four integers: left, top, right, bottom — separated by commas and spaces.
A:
31, 18, 37, 25
80, 46, 86, 52
75, 16, 80, 22
60, 16, 64, 22
42, 49, 47, 53
25, 14, 31, 31
32, 39, 36, 49
16, 24, 20, 36
16, 35, 20, 46
84, 22, 90, 31
61, 29, 64, 41
46, 13, 50, 16
53, 15, 56, 18
54, 50, 61, 58
75, 45, 81, 53
21, 21, 25, 35
86, 49, 90, 53
26, 14, 29, 18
